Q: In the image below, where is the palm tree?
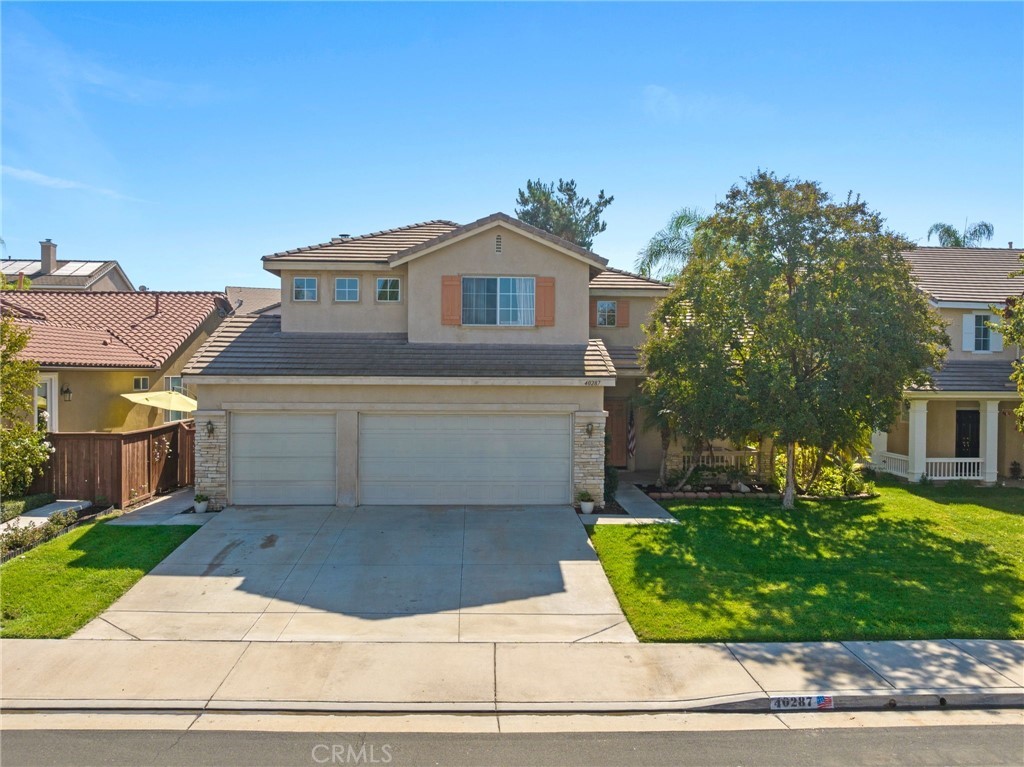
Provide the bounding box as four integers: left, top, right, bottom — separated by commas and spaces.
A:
926, 220, 995, 248
635, 207, 704, 280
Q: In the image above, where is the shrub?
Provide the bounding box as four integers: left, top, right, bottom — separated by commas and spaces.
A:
1, 493, 57, 524
604, 465, 619, 504
0, 509, 78, 557
0, 423, 53, 497
773, 446, 866, 498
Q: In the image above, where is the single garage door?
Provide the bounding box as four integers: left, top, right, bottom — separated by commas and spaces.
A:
230, 413, 336, 505
359, 413, 571, 505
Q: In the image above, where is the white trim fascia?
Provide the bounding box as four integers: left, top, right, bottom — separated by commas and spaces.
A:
905, 390, 1017, 401
389, 220, 601, 268
221, 402, 586, 413
930, 299, 1007, 310
263, 260, 392, 275
184, 375, 616, 387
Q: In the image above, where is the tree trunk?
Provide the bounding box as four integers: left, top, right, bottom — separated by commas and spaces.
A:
782, 441, 797, 509
669, 443, 704, 491
802, 448, 827, 494
657, 427, 670, 488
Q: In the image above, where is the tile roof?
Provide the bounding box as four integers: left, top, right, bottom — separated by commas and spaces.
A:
225, 286, 282, 315
184, 314, 616, 379
913, 360, 1017, 393
902, 247, 1023, 304
263, 221, 460, 264
388, 213, 609, 268
605, 345, 642, 372
590, 267, 670, 292
3, 291, 227, 368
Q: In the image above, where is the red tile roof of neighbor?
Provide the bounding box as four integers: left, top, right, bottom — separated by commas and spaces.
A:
2, 291, 228, 368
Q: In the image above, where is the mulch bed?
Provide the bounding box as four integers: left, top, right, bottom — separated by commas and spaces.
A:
576, 499, 628, 515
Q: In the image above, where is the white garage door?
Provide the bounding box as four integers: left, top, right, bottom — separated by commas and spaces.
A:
230, 413, 336, 505
359, 413, 571, 505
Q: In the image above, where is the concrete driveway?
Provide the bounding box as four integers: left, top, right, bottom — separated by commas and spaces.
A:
75, 505, 636, 643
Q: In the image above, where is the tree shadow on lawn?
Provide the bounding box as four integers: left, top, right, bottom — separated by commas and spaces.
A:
621, 497, 1024, 642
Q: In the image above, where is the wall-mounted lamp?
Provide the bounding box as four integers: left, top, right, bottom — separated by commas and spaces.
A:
205, 420, 216, 437
586, 423, 594, 437
60, 384, 72, 402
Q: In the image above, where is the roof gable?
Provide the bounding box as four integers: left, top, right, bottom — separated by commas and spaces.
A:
589, 266, 670, 292
3, 290, 227, 368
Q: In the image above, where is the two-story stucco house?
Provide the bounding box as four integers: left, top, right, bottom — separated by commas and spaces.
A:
185, 213, 629, 508
871, 247, 1024, 484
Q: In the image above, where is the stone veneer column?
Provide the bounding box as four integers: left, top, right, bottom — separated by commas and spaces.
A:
193, 410, 227, 510
573, 411, 606, 508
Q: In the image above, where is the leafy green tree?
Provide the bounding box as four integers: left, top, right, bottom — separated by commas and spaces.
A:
639, 255, 745, 489
1, 315, 51, 496
926, 220, 995, 247
515, 179, 613, 250
998, 252, 1024, 428
635, 207, 704, 280
679, 171, 948, 508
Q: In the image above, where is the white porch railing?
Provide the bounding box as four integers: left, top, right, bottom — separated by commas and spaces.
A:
678, 449, 759, 474
877, 452, 983, 481
880, 452, 910, 478
925, 457, 983, 480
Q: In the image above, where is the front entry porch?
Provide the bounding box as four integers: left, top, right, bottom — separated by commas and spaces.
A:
871, 396, 1023, 484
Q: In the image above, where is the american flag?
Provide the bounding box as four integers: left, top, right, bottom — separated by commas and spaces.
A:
627, 408, 636, 459
816, 695, 834, 710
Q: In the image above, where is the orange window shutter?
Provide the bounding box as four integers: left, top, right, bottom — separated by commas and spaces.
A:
618, 299, 630, 327
441, 276, 461, 325
536, 277, 555, 326
589, 298, 598, 328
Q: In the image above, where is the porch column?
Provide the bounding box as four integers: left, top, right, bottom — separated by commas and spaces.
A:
980, 400, 1000, 485
869, 431, 888, 468
908, 400, 928, 481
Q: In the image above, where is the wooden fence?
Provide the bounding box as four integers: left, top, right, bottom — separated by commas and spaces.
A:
30, 420, 195, 507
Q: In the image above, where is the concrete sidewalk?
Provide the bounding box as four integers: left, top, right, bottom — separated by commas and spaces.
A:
0, 499, 92, 533
2, 638, 1020, 714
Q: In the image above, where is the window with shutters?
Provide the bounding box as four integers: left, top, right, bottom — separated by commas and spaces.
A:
974, 314, 991, 352
462, 276, 535, 326
597, 300, 617, 327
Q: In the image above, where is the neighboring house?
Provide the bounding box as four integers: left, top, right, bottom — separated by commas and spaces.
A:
0, 239, 135, 291
871, 247, 1024, 484
185, 213, 619, 508
225, 285, 282, 315
4, 290, 229, 432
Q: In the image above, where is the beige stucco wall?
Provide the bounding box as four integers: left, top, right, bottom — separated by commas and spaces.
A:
887, 417, 909, 455
589, 295, 659, 349
89, 270, 133, 292
999, 401, 1024, 477
44, 312, 221, 433
192, 380, 606, 507
939, 307, 1018, 362
279, 267, 409, 334
406, 226, 591, 345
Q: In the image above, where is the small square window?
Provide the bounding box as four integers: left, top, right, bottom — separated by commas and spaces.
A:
974, 314, 991, 352
335, 277, 359, 302
597, 300, 617, 327
133, 376, 149, 391
293, 277, 318, 302
376, 277, 400, 302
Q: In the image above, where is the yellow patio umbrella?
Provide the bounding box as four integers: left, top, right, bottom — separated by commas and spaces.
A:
120, 390, 198, 413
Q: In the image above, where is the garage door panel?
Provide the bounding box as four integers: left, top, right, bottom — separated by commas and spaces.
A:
230, 413, 336, 505
359, 414, 570, 505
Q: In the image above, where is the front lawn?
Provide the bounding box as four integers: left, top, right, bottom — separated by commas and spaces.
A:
0, 518, 196, 638
590, 482, 1024, 642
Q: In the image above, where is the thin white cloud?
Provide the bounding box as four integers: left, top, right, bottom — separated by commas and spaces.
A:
2, 165, 135, 201
642, 85, 683, 123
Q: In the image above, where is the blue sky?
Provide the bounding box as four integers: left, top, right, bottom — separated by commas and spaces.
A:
2, 2, 1022, 291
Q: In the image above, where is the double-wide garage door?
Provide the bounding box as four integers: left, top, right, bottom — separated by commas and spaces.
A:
229, 412, 571, 506
359, 414, 571, 505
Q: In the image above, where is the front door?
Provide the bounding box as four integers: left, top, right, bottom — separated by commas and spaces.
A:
606, 400, 629, 468
955, 410, 980, 458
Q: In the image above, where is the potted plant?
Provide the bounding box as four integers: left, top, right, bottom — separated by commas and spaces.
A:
576, 490, 596, 514
193, 493, 209, 513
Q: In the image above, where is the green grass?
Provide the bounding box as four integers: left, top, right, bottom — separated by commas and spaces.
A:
1, 493, 57, 524
590, 481, 1024, 642
0, 519, 196, 638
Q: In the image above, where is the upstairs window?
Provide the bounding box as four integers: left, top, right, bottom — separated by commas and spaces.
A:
133, 376, 149, 391
462, 276, 535, 326
335, 277, 359, 302
975, 314, 991, 352
597, 300, 617, 327
376, 277, 401, 302
293, 277, 318, 302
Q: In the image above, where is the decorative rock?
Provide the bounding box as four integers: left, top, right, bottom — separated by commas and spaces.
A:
703, 486, 712, 492
682, 485, 692, 492
696, 492, 709, 499
738, 482, 752, 493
